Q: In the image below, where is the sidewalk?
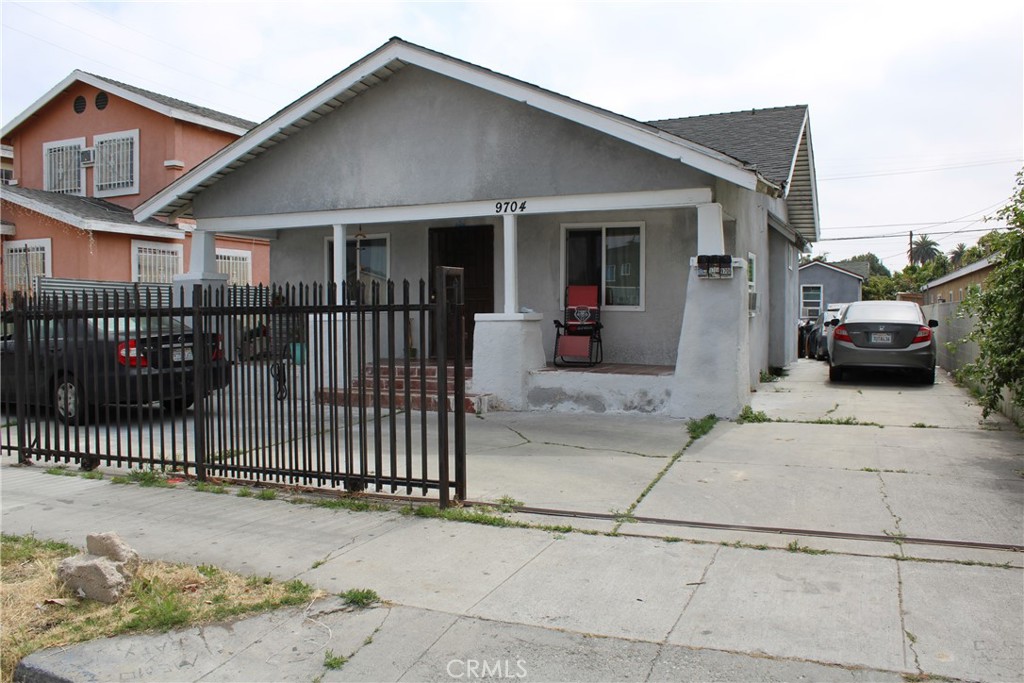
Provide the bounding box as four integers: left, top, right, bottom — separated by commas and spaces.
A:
4, 360, 1023, 682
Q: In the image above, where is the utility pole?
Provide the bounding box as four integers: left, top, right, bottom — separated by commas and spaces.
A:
909, 230, 914, 265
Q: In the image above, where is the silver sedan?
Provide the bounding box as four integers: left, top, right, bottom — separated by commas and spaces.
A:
827, 301, 938, 384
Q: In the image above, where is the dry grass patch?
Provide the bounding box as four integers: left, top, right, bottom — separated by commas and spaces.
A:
1, 534, 322, 683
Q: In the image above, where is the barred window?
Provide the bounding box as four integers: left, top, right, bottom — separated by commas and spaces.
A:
43, 138, 84, 194
216, 249, 253, 286
94, 130, 139, 196
3, 238, 52, 296
132, 240, 183, 284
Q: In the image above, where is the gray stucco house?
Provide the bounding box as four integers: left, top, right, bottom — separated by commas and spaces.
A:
136, 38, 821, 418
798, 261, 866, 319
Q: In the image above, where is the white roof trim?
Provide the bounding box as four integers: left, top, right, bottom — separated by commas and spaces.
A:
798, 260, 865, 281
194, 187, 714, 233
2, 71, 249, 138
3, 191, 185, 240
924, 255, 995, 289
136, 40, 759, 222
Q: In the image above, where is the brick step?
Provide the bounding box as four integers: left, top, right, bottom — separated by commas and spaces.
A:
317, 388, 487, 415
365, 363, 473, 380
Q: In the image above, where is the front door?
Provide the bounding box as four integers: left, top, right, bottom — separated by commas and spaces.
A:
428, 226, 494, 359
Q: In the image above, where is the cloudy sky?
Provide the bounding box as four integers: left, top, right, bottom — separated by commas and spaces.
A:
2, 1, 1021, 272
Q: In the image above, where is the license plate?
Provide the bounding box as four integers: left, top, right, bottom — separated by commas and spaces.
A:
870, 332, 892, 344
172, 347, 193, 362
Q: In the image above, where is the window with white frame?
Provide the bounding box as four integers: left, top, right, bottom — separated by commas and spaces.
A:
43, 138, 85, 194
801, 284, 822, 318
3, 238, 52, 296
132, 240, 183, 283
325, 235, 390, 291
94, 129, 139, 196
562, 222, 644, 309
216, 248, 253, 286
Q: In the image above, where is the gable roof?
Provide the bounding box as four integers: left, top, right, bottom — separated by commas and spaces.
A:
924, 255, 996, 289
1, 185, 184, 239
137, 38, 818, 226
2, 71, 257, 139
798, 260, 866, 281
650, 106, 818, 240
831, 259, 871, 279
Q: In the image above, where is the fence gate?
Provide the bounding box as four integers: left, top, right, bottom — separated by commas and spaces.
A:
1, 269, 468, 507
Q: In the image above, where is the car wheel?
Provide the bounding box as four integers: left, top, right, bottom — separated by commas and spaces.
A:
921, 367, 935, 385
162, 394, 195, 414
828, 364, 843, 382
55, 375, 87, 425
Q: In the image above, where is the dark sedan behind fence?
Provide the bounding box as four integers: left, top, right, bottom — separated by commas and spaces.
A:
1, 271, 468, 507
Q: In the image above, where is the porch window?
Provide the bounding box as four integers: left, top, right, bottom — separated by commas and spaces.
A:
43, 138, 85, 195
3, 238, 52, 296
216, 248, 253, 286
563, 222, 644, 310
326, 235, 390, 292
801, 284, 822, 318
94, 129, 139, 197
132, 240, 183, 283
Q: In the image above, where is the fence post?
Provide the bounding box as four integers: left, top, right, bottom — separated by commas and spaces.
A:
191, 284, 207, 481
451, 272, 467, 503
434, 267, 450, 508
13, 292, 30, 464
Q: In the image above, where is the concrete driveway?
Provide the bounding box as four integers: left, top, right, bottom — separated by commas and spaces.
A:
471, 360, 1023, 560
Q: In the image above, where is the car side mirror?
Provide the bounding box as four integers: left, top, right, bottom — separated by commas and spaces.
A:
928, 319, 939, 328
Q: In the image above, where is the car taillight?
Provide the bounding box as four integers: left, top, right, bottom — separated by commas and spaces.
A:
117, 339, 148, 367
912, 326, 932, 343
833, 325, 852, 342
211, 333, 224, 361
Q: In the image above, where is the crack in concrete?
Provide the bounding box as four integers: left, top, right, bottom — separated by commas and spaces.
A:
875, 472, 906, 557
895, 561, 923, 675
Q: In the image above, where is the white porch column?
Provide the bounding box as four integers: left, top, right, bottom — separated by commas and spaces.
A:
668, 204, 749, 419
472, 212, 546, 410
332, 224, 346, 293
172, 226, 228, 306
697, 203, 725, 254
503, 213, 519, 314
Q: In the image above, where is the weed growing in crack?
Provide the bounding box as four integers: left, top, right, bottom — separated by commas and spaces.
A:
340, 588, 379, 608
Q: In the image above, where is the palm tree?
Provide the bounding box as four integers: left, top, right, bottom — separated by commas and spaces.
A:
909, 234, 941, 266
949, 243, 967, 269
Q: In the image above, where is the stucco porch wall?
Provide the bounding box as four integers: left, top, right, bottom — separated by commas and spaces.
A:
715, 181, 778, 388
526, 367, 674, 414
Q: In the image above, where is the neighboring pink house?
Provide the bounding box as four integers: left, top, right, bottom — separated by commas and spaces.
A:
0, 70, 269, 299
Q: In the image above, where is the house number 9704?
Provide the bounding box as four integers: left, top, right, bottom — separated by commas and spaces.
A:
495, 200, 527, 214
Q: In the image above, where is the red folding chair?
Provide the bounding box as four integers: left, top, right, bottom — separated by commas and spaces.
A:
553, 285, 603, 366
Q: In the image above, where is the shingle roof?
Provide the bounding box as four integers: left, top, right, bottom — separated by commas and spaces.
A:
832, 260, 872, 279
648, 105, 808, 187
1, 185, 179, 234
83, 72, 258, 132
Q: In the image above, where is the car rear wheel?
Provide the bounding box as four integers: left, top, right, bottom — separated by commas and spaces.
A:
55, 375, 87, 425
828, 364, 843, 382
161, 394, 195, 414
921, 367, 936, 385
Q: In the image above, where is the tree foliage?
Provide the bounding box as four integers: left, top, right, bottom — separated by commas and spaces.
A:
909, 234, 941, 265
961, 170, 1024, 417
848, 252, 891, 277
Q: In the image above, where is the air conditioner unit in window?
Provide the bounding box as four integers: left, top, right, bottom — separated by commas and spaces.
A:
80, 148, 95, 166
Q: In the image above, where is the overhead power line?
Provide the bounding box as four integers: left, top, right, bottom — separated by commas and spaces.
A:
819, 158, 1022, 181
816, 227, 1002, 243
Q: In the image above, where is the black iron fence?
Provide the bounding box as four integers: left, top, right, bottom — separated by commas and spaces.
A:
0, 270, 467, 506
